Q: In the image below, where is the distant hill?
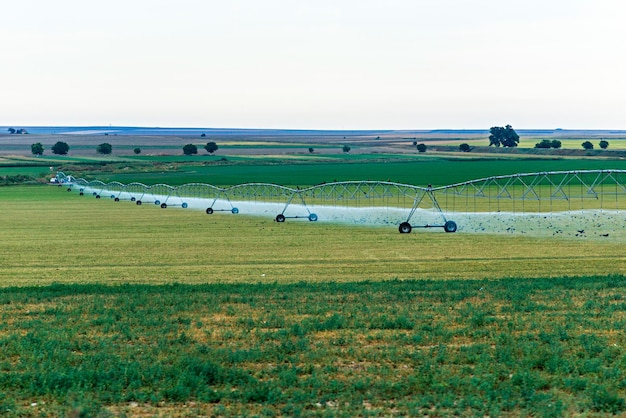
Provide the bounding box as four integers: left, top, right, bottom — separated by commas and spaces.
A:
2, 126, 626, 137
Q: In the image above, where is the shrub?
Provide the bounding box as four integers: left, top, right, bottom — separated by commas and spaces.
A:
581, 141, 594, 150
203, 142, 218, 154
416, 143, 427, 153
534, 140, 552, 149
183, 144, 198, 155
599, 140, 609, 149
51, 141, 70, 155
31, 142, 44, 156
96, 143, 112, 155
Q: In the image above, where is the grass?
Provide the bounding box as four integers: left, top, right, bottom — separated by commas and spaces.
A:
2, 186, 625, 286
1, 278, 626, 416
1, 185, 625, 415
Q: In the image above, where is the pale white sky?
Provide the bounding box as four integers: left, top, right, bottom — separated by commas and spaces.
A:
2, 0, 625, 130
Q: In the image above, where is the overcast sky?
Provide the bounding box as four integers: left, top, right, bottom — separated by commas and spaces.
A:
2, 0, 625, 130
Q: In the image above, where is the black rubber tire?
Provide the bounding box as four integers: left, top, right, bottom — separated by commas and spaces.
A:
276, 214, 286, 223
308, 213, 318, 222
114, 197, 120, 202
96, 195, 101, 199
136, 200, 142, 205
79, 192, 84, 196
131, 197, 136, 202
206, 208, 214, 214
182, 202, 188, 209
160, 203, 167, 209
67, 188, 72, 192
231, 207, 239, 214
399, 222, 412, 234
444, 220, 457, 233
154, 200, 160, 205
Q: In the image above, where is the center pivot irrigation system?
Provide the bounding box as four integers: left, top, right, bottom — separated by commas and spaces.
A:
54, 170, 626, 233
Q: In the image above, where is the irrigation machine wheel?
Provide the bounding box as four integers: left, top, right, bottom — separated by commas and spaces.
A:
136, 200, 142, 206
79, 192, 84, 196
206, 208, 214, 215
130, 197, 136, 202
275, 214, 286, 223
308, 213, 318, 222
114, 197, 120, 202
231, 207, 239, 214
182, 202, 188, 209
154, 200, 160, 205
444, 220, 457, 233
398, 222, 412, 234
96, 195, 101, 199
160, 203, 167, 209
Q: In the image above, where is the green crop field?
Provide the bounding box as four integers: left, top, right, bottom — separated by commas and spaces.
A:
49, 157, 626, 187
1, 185, 625, 416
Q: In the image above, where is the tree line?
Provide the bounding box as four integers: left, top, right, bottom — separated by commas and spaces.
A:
30, 141, 221, 156
27, 131, 614, 157
7, 128, 29, 134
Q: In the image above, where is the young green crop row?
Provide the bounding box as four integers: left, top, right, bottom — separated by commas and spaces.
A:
5, 153, 626, 187
82, 157, 626, 187
0, 277, 625, 416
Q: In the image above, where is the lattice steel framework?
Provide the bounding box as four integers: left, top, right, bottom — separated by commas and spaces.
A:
54, 170, 626, 233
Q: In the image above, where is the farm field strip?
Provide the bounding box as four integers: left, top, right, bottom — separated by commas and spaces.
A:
1, 185, 625, 415
1, 186, 625, 287
56, 158, 626, 187
1, 277, 626, 416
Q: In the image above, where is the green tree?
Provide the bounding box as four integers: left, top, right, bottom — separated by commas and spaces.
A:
51, 141, 70, 155
183, 144, 198, 155
599, 140, 609, 149
489, 125, 519, 147
534, 139, 551, 149
459, 143, 471, 152
96, 143, 112, 155
342, 145, 351, 153
551, 140, 562, 149
31, 142, 44, 156
582, 141, 594, 150
133, 147, 141, 155
416, 143, 427, 153
203, 141, 218, 154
